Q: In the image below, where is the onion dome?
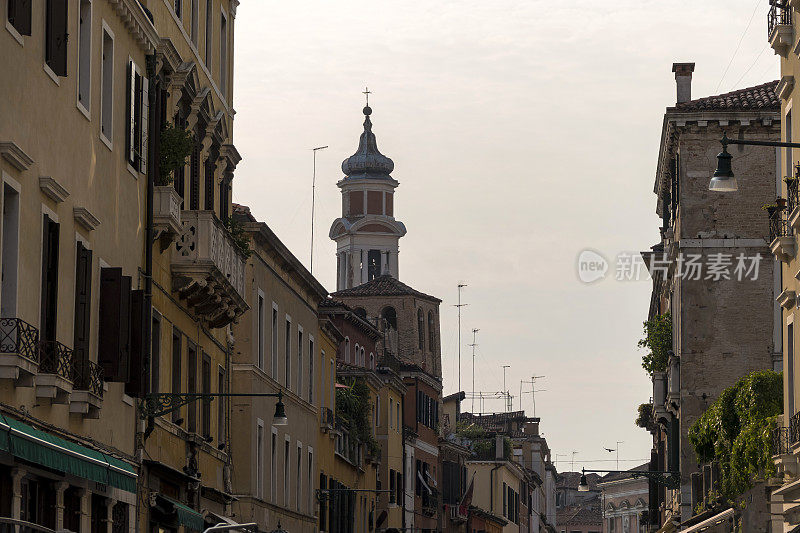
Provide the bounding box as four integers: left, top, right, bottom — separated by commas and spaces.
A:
341, 106, 394, 179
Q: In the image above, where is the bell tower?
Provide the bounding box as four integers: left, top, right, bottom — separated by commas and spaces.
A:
329, 99, 406, 290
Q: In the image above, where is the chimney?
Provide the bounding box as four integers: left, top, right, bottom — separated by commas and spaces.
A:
495, 435, 504, 460
672, 62, 696, 104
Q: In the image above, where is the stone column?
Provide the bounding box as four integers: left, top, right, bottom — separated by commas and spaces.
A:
55, 481, 69, 531
128, 502, 137, 533
389, 251, 399, 279
360, 250, 368, 284
380, 251, 388, 276
105, 498, 116, 533
79, 488, 91, 533
10, 467, 24, 520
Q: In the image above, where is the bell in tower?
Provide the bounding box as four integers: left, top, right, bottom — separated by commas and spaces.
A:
329, 97, 407, 290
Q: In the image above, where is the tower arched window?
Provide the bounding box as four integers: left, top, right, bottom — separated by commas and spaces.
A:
345, 337, 351, 363
427, 312, 435, 352
361, 347, 366, 367
354, 343, 360, 365
381, 306, 397, 331
370, 353, 375, 370
417, 309, 425, 350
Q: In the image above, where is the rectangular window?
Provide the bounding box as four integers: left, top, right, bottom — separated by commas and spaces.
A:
284, 439, 290, 507
204, 0, 212, 69
190, 0, 199, 45
220, 10, 228, 98
125, 59, 148, 172
187, 342, 197, 432
97, 268, 132, 383
45, 0, 68, 76
308, 338, 314, 403
218, 366, 225, 444
72, 241, 92, 367
503, 482, 507, 517
189, 142, 200, 209
272, 305, 278, 378
151, 313, 160, 393
257, 293, 265, 369
40, 215, 59, 345
396, 472, 402, 505
171, 330, 182, 423
100, 27, 114, 144
319, 474, 327, 531
788, 110, 793, 179
204, 156, 215, 210
201, 353, 211, 437
271, 430, 277, 503
296, 444, 302, 510
330, 359, 335, 412
256, 420, 264, 499
1, 184, 20, 317
307, 450, 313, 514
389, 470, 396, 503
396, 403, 400, 432
297, 328, 303, 394
7, 0, 32, 36
173, 0, 181, 18
285, 318, 291, 387
77, 0, 91, 111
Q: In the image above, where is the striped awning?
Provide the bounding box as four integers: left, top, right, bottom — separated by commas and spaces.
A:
0, 414, 137, 493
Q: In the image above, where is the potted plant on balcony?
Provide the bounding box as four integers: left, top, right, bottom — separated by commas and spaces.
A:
777, 197, 788, 210
153, 124, 194, 237
225, 217, 252, 258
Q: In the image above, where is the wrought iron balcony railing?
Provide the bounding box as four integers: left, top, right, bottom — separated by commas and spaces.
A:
791, 411, 800, 445
769, 212, 792, 242
772, 425, 791, 456
0, 318, 40, 363
39, 340, 73, 381
788, 175, 799, 212
769, 1, 792, 38
72, 358, 104, 397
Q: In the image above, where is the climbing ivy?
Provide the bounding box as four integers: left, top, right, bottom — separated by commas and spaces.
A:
224, 217, 252, 259
638, 313, 672, 376
688, 370, 782, 503
336, 378, 380, 455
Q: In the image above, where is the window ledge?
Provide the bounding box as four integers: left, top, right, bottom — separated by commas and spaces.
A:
127, 163, 140, 179
5, 21, 23, 46
99, 132, 113, 152
76, 101, 91, 121
43, 63, 60, 86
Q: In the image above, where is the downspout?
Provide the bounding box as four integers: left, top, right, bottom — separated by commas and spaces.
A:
136, 51, 160, 533
402, 392, 407, 533
490, 464, 502, 515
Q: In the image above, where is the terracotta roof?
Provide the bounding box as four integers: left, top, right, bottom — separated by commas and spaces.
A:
671, 80, 779, 112
557, 499, 602, 526
557, 471, 601, 491
599, 463, 651, 484
331, 275, 441, 302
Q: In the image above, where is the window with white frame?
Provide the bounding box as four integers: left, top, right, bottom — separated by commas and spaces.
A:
100, 25, 114, 144
284, 437, 290, 507
190, 0, 199, 46
0, 181, 20, 317
204, 0, 212, 69
297, 326, 303, 394
271, 304, 278, 378
173, 0, 181, 19
330, 359, 335, 411
257, 291, 265, 369
285, 316, 291, 387
256, 419, 264, 499
125, 58, 148, 173
308, 337, 314, 403
296, 442, 302, 510
345, 337, 350, 363
220, 9, 228, 98
271, 428, 277, 502
77, 0, 92, 113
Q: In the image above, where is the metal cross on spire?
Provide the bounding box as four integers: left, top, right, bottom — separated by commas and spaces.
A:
363, 86, 372, 107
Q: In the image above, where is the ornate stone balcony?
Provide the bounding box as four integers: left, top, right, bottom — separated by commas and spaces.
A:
153, 185, 182, 238
769, 2, 793, 57
70, 358, 104, 418
172, 210, 248, 328
0, 318, 39, 386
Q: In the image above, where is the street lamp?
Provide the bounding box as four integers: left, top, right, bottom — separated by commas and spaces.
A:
710, 132, 800, 192
577, 468, 680, 490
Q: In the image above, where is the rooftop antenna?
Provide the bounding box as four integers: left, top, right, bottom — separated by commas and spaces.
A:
469, 328, 479, 412
454, 284, 468, 392
502, 365, 511, 412
520, 376, 546, 417
571, 451, 578, 472
310, 145, 328, 274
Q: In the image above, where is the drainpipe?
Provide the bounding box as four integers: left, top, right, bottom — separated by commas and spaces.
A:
402, 392, 407, 533
489, 463, 502, 515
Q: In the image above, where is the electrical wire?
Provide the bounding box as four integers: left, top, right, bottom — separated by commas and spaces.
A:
715, 0, 764, 92
731, 43, 768, 90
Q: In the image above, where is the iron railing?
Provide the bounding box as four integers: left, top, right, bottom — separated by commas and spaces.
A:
791, 411, 800, 445
773, 425, 791, 456
769, 212, 792, 242
0, 318, 40, 363
73, 358, 104, 397
39, 340, 73, 381
769, 1, 792, 38
789, 174, 799, 212
321, 407, 334, 427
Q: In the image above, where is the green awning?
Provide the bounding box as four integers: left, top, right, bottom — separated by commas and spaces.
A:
159, 495, 205, 531
0, 414, 137, 493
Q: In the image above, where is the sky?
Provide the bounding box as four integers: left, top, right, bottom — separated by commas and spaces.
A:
231, 0, 779, 473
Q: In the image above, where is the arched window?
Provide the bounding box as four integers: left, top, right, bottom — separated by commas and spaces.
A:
354, 307, 367, 320
345, 337, 351, 363
381, 306, 397, 331
369, 353, 375, 370
361, 347, 366, 367
354, 343, 360, 365
417, 309, 425, 350
427, 311, 435, 352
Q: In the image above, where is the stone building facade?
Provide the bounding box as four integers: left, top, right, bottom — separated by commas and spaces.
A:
643, 63, 780, 528
598, 467, 648, 533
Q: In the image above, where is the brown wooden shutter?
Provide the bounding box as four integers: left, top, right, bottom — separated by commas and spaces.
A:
72, 242, 92, 365
98, 268, 132, 382
45, 0, 68, 76
40, 216, 59, 344
126, 61, 133, 166
125, 290, 146, 397
190, 142, 200, 210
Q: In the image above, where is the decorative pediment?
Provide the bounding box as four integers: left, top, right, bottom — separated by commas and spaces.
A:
0, 141, 33, 171
108, 0, 159, 54
39, 176, 69, 203
73, 207, 101, 231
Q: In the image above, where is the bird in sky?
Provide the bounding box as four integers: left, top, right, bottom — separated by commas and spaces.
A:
604, 447, 615, 453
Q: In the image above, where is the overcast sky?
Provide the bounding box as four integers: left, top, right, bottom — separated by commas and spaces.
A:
231, 0, 778, 472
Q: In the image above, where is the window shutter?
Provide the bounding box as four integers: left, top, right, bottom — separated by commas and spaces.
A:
133, 70, 143, 170
126, 290, 146, 397
40, 216, 59, 343
98, 268, 132, 382
46, 0, 68, 75
204, 156, 216, 210
72, 242, 92, 365
190, 142, 200, 210
9, 0, 32, 35
140, 76, 149, 176
126, 61, 134, 166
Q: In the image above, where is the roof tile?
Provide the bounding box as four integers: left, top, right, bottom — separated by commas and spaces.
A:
671, 80, 779, 112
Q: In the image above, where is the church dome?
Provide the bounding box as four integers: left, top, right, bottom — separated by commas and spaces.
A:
341, 106, 394, 179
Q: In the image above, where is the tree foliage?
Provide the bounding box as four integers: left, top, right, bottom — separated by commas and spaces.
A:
638, 313, 672, 376
687, 370, 782, 501
336, 378, 379, 454
635, 402, 655, 430
224, 217, 252, 259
